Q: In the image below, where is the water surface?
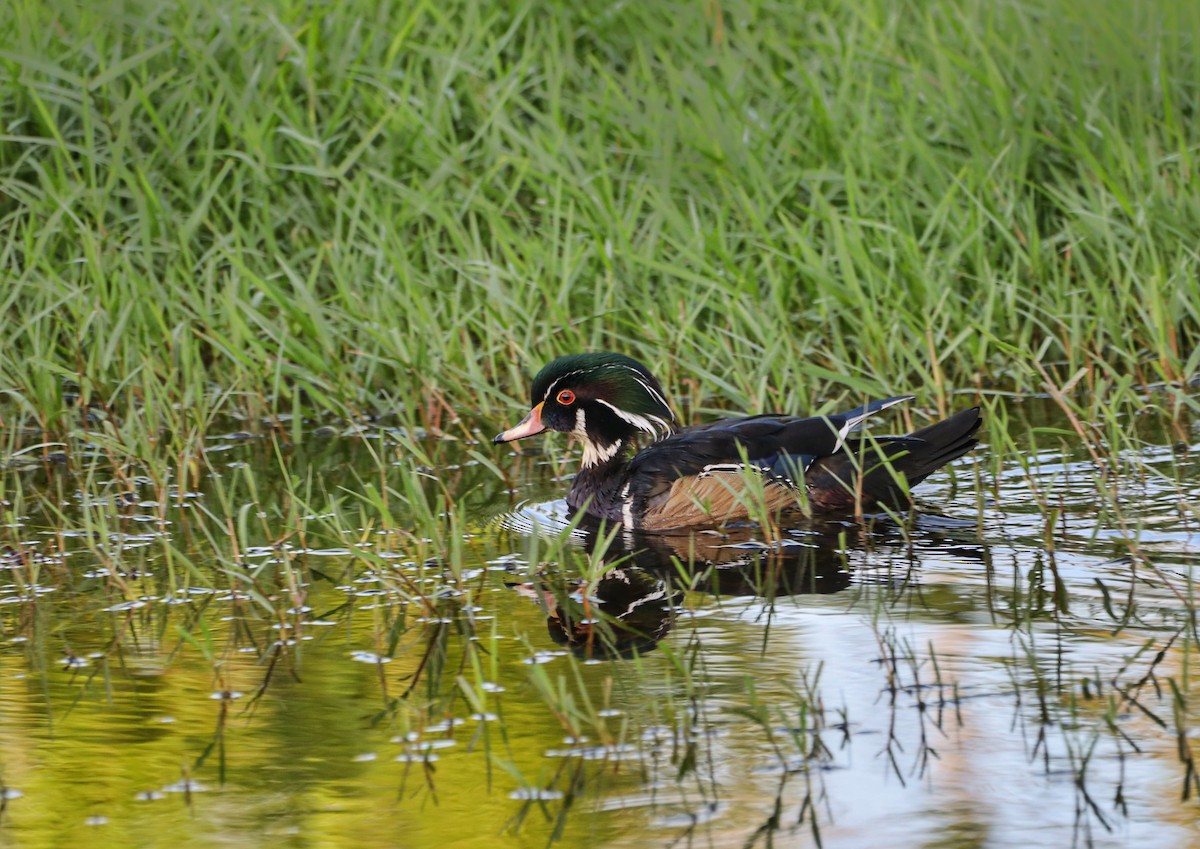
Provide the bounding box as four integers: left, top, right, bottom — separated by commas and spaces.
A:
0, 396, 1198, 848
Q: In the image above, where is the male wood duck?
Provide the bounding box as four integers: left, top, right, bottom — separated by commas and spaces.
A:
494, 353, 981, 531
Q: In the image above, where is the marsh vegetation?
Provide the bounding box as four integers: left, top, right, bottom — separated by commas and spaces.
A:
1, 0, 1198, 846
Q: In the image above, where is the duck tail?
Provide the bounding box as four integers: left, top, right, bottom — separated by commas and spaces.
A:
891, 406, 983, 488
805, 407, 982, 510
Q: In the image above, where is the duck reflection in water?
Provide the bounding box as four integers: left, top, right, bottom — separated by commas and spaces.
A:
505, 503, 988, 659
513, 563, 682, 660
509, 518, 875, 660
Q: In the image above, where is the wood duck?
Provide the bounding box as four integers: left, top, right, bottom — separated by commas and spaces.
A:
494, 353, 982, 531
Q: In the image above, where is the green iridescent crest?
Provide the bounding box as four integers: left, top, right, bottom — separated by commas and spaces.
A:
530, 353, 674, 421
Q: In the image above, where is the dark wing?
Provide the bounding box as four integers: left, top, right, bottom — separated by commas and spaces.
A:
805, 406, 982, 510
625, 397, 914, 530
626, 416, 812, 530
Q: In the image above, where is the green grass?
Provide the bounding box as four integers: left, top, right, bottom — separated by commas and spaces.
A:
1, 0, 1197, 443
1, 8, 1199, 842
1, 0, 1195, 719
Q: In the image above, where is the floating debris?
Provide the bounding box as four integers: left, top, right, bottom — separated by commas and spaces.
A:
349, 651, 392, 665
411, 739, 457, 751
521, 650, 566, 665
544, 744, 643, 761
509, 788, 563, 801
423, 718, 466, 734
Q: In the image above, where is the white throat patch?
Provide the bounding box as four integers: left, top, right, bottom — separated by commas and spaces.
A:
580, 438, 623, 467
574, 408, 623, 467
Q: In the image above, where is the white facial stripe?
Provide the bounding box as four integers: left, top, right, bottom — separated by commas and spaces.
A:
543, 369, 588, 401
558, 362, 671, 410
543, 363, 675, 428
601, 364, 672, 414
593, 399, 672, 438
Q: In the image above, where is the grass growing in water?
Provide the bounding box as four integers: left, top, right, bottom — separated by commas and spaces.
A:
2, 1, 1200, 847
1, 0, 1197, 438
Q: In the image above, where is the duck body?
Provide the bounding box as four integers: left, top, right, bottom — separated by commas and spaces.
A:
495, 353, 981, 532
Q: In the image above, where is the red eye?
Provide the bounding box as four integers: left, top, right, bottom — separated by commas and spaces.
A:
556, 390, 576, 405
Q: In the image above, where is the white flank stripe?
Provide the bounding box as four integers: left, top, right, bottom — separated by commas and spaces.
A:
700, 462, 772, 476
699, 462, 796, 487
622, 488, 635, 529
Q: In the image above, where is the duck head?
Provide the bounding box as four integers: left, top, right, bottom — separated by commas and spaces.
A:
494, 353, 676, 467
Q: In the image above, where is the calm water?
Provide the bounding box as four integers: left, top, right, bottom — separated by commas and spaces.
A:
1, 396, 1198, 848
